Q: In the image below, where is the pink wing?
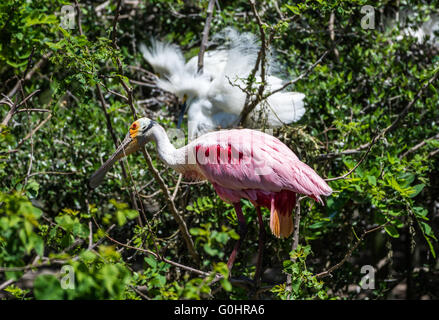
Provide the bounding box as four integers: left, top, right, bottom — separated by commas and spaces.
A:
190, 129, 332, 203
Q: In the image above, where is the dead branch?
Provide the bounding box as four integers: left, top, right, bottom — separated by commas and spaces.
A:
197, 0, 216, 73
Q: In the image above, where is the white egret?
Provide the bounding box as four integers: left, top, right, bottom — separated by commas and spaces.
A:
140, 29, 306, 140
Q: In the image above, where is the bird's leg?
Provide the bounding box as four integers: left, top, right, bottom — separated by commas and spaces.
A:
227, 203, 248, 273
254, 206, 266, 286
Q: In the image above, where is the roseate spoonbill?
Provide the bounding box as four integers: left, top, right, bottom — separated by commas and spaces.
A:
89, 118, 332, 278
140, 28, 306, 139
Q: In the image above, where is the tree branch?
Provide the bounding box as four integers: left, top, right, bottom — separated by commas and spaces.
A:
315, 222, 389, 278
140, 148, 200, 263
197, 0, 216, 73
319, 70, 439, 160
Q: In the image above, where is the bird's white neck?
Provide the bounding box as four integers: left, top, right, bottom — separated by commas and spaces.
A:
149, 125, 185, 168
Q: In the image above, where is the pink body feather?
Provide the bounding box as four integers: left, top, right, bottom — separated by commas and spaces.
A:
182, 129, 332, 238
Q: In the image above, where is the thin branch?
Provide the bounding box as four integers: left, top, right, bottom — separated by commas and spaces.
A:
88, 221, 93, 250
16, 108, 51, 113
324, 139, 374, 182
287, 201, 301, 293
1, 89, 41, 129
315, 222, 389, 278
27, 170, 77, 178
4, 112, 53, 156
129, 285, 151, 300
265, 45, 333, 99
105, 230, 206, 277
111, 0, 123, 45
0, 279, 15, 291
140, 148, 200, 263
429, 148, 439, 157
73, 0, 83, 36
238, 0, 270, 125
197, 0, 216, 73
96, 84, 144, 227
172, 173, 183, 201
319, 70, 439, 160
400, 132, 439, 159
0, 53, 50, 130
329, 12, 339, 60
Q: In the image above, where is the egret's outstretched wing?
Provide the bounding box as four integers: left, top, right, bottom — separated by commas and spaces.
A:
247, 92, 306, 127
139, 40, 186, 78
185, 50, 228, 78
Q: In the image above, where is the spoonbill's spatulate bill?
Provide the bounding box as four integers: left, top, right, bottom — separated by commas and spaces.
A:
89, 118, 332, 277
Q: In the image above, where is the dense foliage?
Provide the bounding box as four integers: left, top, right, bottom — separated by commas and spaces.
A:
0, 0, 438, 300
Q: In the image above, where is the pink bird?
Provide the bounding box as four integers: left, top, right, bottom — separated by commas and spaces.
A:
89, 117, 332, 279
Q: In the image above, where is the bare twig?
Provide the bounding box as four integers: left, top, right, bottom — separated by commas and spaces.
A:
27, 171, 77, 178
172, 173, 183, 201
129, 285, 151, 300
0, 279, 15, 291
140, 148, 199, 263
106, 231, 206, 277
16, 108, 51, 113
315, 222, 389, 278
329, 12, 339, 59
74, 0, 84, 36
0, 53, 50, 118
1, 89, 41, 130
286, 201, 301, 294
111, 0, 123, 45
88, 221, 93, 250
400, 132, 439, 159
265, 46, 333, 99
319, 70, 439, 160
95, 84, 144, 227
324, 139, 374, 182
429, 148, 439, 157
238, 0, 270, 125
197, 0, 216, 73
18, 113, 52, 146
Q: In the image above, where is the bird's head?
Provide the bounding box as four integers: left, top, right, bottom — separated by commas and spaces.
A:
88, 117, 157, 188
128, 117, 157, 146
155, 71, 210, 128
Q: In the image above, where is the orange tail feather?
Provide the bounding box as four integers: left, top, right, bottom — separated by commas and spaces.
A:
270, 207, 294, 238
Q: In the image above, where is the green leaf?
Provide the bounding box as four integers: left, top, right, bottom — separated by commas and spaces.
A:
34, 275, 64, 300
408, 184, 425, 198
367, 175, 377, 186
145, 256, 157, 269
220, 278, 232, 291
413, 207, 429, 220
385, 225, 399, 238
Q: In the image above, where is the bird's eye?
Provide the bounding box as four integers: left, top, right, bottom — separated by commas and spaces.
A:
131, 123, 137, 129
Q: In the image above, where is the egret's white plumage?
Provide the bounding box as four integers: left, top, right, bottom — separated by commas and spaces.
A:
139, 40, 186, 78
386, 11, 439, 47
140, 28, 306, 139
